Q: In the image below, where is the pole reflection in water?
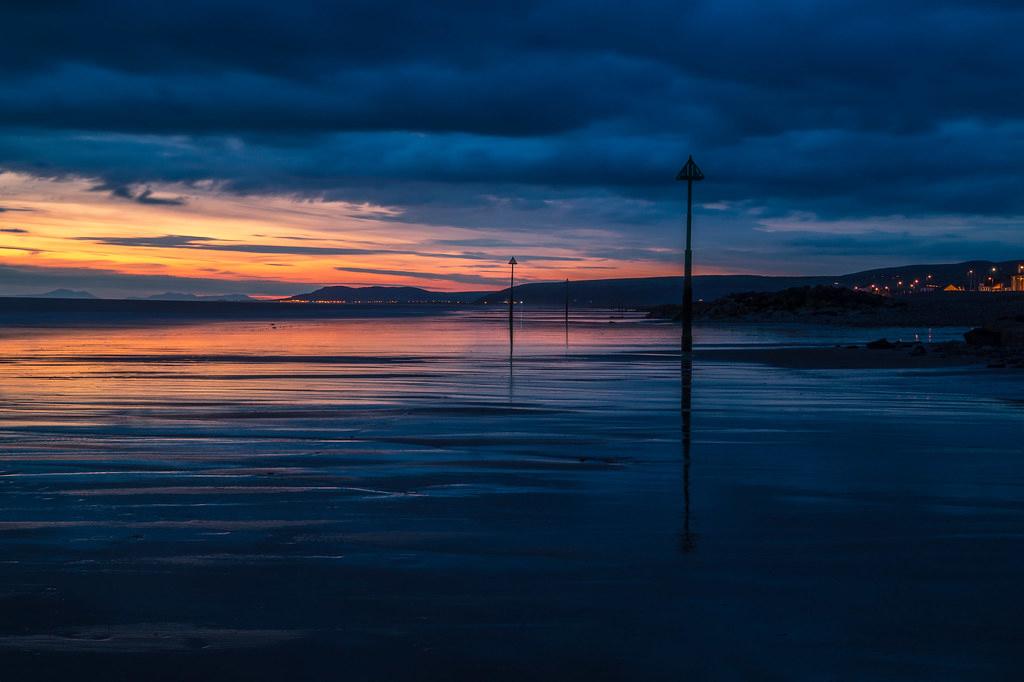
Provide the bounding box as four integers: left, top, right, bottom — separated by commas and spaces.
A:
680, 356, 696, 553
508, 354, 515, 398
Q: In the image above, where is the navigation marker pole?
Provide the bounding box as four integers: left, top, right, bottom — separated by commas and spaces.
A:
564, 279, 569, 346
676, 156, 704, 356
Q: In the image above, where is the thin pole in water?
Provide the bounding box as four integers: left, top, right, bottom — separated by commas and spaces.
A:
564, 278, 569, 345
676, 156, 704, 355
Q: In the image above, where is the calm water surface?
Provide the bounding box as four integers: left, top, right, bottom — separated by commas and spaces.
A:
0, 308, 1021, 680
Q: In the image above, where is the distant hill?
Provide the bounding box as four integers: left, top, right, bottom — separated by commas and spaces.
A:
285, 259, 1023, 309
476, 260, 1024, 307
475, 276, 834, 307
37, 289, 98, 300
284, 285, 489, 304
828, 259, 1023, 291
147, 292, 256, 302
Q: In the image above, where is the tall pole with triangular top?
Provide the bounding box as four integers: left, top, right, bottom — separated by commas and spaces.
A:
676, 156, 704, 355
508, 257, 517, 353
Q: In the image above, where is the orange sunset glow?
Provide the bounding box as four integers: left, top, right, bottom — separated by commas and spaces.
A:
0, 172, 693, 298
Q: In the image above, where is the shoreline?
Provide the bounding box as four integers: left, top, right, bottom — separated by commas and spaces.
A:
697, 343, 1023, 370
651, 292, 1024, 328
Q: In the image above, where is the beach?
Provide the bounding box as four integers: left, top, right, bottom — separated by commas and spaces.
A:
0, 308, 1022, 680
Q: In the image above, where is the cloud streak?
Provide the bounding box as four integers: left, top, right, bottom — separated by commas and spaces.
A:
76, 234, 587, 263
90, 183, 187, 206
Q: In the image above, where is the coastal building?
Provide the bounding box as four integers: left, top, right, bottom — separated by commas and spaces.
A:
1012, 275, 1024, 292
943, 284, 964, 292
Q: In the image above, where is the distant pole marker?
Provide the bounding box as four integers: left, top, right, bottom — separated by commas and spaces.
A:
508, 257, 517, 353
564, 278, 569, 345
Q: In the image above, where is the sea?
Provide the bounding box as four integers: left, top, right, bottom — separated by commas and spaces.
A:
0, 306, 1021, 680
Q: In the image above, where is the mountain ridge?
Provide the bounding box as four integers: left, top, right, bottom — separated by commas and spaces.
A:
473, 259, 1024, 306
36, 289, 98, 300
284, 285, 490, 304
145, 292, 257, 302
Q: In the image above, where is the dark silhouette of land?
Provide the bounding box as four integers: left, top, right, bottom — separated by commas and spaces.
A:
476, 275, 822, 306
649, 287, 1024, 327
285, 285, 488, 304
476, 260, 1023, 307
648, 285, 893, 321
145, 292, 257, 302
37, 288, 98, 299
11, 259, 1023, 315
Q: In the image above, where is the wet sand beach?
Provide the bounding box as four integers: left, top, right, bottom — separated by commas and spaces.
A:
0, 308, 1022, 680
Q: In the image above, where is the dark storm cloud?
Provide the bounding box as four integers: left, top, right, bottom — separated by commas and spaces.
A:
1, 228, 28, 233
2, 1, 1021, 139
1, 0, 1023, 269
83, 235, 211, 249
135, 189, 187, 206
77, 234, 390, 255
89, 183, 187, 206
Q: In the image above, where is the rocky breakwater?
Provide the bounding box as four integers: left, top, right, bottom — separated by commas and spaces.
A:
647, 285, 897, 323
962, 316, 1024, 368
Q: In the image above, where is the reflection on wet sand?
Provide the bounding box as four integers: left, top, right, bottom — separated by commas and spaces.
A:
1, 308, 1023, 679
680, 356, 695, 553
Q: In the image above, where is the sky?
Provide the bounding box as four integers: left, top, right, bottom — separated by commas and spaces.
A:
0, 0, 1022, 298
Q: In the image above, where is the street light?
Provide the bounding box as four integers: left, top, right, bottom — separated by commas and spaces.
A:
676, 155, 704, 355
